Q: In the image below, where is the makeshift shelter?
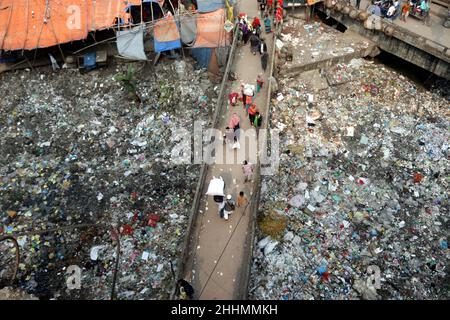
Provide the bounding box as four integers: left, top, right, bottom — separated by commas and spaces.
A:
179, 15, 197, 46
117, 26, 147, 60
0, 0, 142, 51
196, 0, 226, 13
193, 8, 230, 48
154, 13, 182, 52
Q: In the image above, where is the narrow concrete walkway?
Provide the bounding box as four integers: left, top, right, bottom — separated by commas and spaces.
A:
183, 0, 274, 299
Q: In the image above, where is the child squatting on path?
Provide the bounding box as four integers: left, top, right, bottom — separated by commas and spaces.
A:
237, 191, 248, 208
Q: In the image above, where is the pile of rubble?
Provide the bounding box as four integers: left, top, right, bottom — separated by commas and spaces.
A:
250, 58, 449, 300
0, 58, 215, 299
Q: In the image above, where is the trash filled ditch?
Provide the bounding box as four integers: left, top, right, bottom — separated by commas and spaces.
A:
250, 57, 449, 300
0, 58, 216, 299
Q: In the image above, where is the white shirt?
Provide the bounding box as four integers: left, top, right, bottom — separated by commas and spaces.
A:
387, 5, 396, 16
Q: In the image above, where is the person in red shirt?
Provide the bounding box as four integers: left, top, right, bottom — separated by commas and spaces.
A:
252, 16, 261, 36
274, 6, 282, 33
252, 17, 261, 29
228, 92, 239, 106
275, 7, 283, 24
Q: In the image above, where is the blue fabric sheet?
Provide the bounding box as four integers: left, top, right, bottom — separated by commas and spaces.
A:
196, 0, 225, 13
84, 52, 97, 70
154, 39, 182, 53
191, 48, 212, 69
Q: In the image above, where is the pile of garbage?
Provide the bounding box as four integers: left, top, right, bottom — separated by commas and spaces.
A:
277, 19, 374, 73
0, 58, 215, 299
250, 58, 449, 300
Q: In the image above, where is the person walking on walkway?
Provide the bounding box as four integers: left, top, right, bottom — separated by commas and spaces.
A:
254, 111, 263, 137
229, 112, 240, 134
177, 279, 194, 300
224, 126, 235, 146
278, 0, 284, 9
400, 2, 411, 22
256, 74, 264, 93
229, 92, 239, 106
267, 0, 274, 15
250, 31, 261, 55
242, 160, 255, 183
248, 104, 258, 126
243, 84, 255, 112
237, 15, 247, 44
261, 51, 269, 71
241, 20, 251, 44
275, 6, 283, 31
421, 0, 431, 25
237, 191, 249, 208
223, 195, 236, 220
260, 38, 268, 55
252, 16, 262, 37
260, 38, 268, 71
240, 83, 247, 108
259, 0, 267, 17
356, 0, 361, 9
264, 13, 272, 33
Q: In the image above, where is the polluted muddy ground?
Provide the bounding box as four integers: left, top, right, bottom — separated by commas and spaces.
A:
250, 57, 449, 300
0, 58, 215, 299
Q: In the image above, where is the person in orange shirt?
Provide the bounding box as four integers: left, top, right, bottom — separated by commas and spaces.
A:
400, 2, 411, 22
248, 104, 258, 126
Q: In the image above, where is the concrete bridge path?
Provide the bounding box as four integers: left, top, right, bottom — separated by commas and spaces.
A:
182, 0, 274, 300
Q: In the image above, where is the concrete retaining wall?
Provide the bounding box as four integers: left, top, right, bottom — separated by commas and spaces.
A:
320, 6, 450, 79
279, 43, 377, 77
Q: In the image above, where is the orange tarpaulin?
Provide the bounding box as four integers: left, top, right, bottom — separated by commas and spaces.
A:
0, 0, 139, 51
154, 13, 179, 43
193, 8, 230, 48
307, 0, 323, 5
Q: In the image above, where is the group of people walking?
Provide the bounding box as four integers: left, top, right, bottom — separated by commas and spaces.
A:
225, 74, 264, 151
216, 0, 280, 222
180, 0, 284, 301
218, 160, 254, 221
238, 16, 270, 71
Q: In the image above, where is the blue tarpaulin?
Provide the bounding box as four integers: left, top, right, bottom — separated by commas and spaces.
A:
0, 57, 16, 63
191, 48, 212, 69
154, 39, 182, 53
84, 52, 97, 70
197, 0, 225, 13
153, 13, 182, 53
